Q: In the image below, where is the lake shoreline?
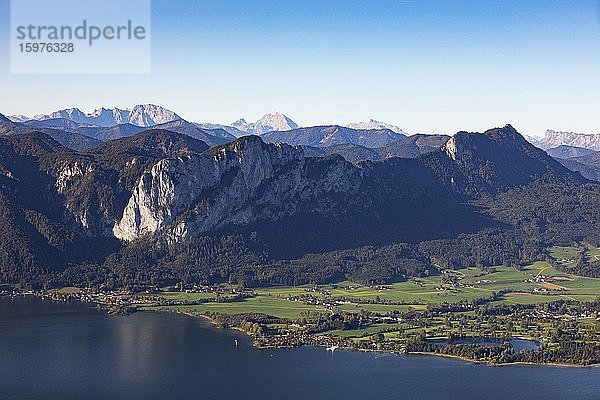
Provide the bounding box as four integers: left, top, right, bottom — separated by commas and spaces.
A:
4, 290, 598, 369
407, 351, 600, 368
3, 296, 600, 400
165, 307, 599, 369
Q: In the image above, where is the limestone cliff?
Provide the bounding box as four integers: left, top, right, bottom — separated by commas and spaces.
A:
113, 136, 365, 241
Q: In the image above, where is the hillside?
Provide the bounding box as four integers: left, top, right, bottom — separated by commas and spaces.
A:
0, 124, 598, 288
1, 114, 101, 150
262, 125, 406, 148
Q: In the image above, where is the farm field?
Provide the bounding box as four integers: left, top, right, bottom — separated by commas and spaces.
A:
143, 294, 327, 320
549, 244, 600, 268
42, 254, 599, 361
143, 260, 600, 319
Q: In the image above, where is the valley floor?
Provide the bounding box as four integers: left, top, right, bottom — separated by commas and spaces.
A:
8, 246, 597, 367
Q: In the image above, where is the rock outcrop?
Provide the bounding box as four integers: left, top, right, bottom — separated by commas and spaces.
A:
113, 136, 364, 241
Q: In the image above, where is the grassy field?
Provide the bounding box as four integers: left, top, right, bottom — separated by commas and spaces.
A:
549, 244, 600, 268
324, 323, 396, 338
143, 295, 327, 320
126, 255, 600, 346
587, 244, 600, 261
51, 287, 81, 294
144, 260, 600, 320
548, 246, 580, 268
157, 291, 222, 302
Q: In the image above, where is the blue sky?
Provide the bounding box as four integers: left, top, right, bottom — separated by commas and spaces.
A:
0, 0, 599, 136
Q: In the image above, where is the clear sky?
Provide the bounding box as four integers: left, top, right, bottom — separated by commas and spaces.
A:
1, 0, 599, 136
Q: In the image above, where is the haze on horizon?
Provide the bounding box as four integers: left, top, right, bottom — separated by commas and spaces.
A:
0, 0, 599, 137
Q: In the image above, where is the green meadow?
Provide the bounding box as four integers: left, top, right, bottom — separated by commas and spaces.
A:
143, 295, 327, 320
143, 259, 600, 320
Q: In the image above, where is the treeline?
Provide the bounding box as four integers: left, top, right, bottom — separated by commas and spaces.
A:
52, 240, 432, 289
303, 312, 372, 334
548, 244, 600, 278
515, 341, 600, 366
406, 338, 517, 363
2, 160, 600, 290
203, 312, 284, 336
29, 219, 600, 290
407, 337, 600, 366
483, 181, 600, 247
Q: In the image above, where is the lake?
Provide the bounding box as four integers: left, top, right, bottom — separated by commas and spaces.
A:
1, 297, 599, 400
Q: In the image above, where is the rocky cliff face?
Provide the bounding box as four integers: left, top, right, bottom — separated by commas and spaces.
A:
113, 136, 365, 242
54, 159, 113, 235
0, 128, 213, 240
443, 131, 476, 161
426, 125, 586, 195
1, 121, 595, 284
113, 126, 588, 243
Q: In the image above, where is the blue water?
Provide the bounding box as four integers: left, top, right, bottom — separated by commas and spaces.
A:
1, 297, 599, 400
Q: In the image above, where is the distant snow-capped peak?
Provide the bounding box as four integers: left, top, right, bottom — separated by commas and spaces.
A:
128, 104, 180, 127
254, 113, 299, 134
32, 104, 180, 128
231, 113, 299, 135
231, 118, 251, 133
531, 129, 600, 151
7, 114, 31, 122
346, 119, 406, 134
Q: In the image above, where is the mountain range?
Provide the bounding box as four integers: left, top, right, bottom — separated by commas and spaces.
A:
2, 105, 600, 288
546, 144, 600, 182
15, 116, 236, 148
13, 105, 599, 152
6, 106, 442, 160
546, 145, 596, 159
29, 104, 181, 127
529, 129, 600, 151
16, 104, 599, 152
11, 106, 411, 141
6, 106, 600, 183
301, 134, 449, 162
1, 111, 599, 288
261, 125, 407, 148
346, 119, 405, 134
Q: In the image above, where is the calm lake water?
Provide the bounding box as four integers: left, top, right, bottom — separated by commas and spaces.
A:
1, 297, 599, 400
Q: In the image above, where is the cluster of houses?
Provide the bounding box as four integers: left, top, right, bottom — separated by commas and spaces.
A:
526, 274, 572, 285
523, 308, 599, 321
286, 294, 339, 309
254, 331, 348, 349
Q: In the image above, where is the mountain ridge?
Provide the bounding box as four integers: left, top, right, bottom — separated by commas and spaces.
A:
346, 119, 405, 134
0, 114, 101, 150
546, 145, 595, 159
533, 129, 600, 151
113, 124, 586, 244
32, 104, 181, 128
0, 121, 598, 287
262, 125, 407, 148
